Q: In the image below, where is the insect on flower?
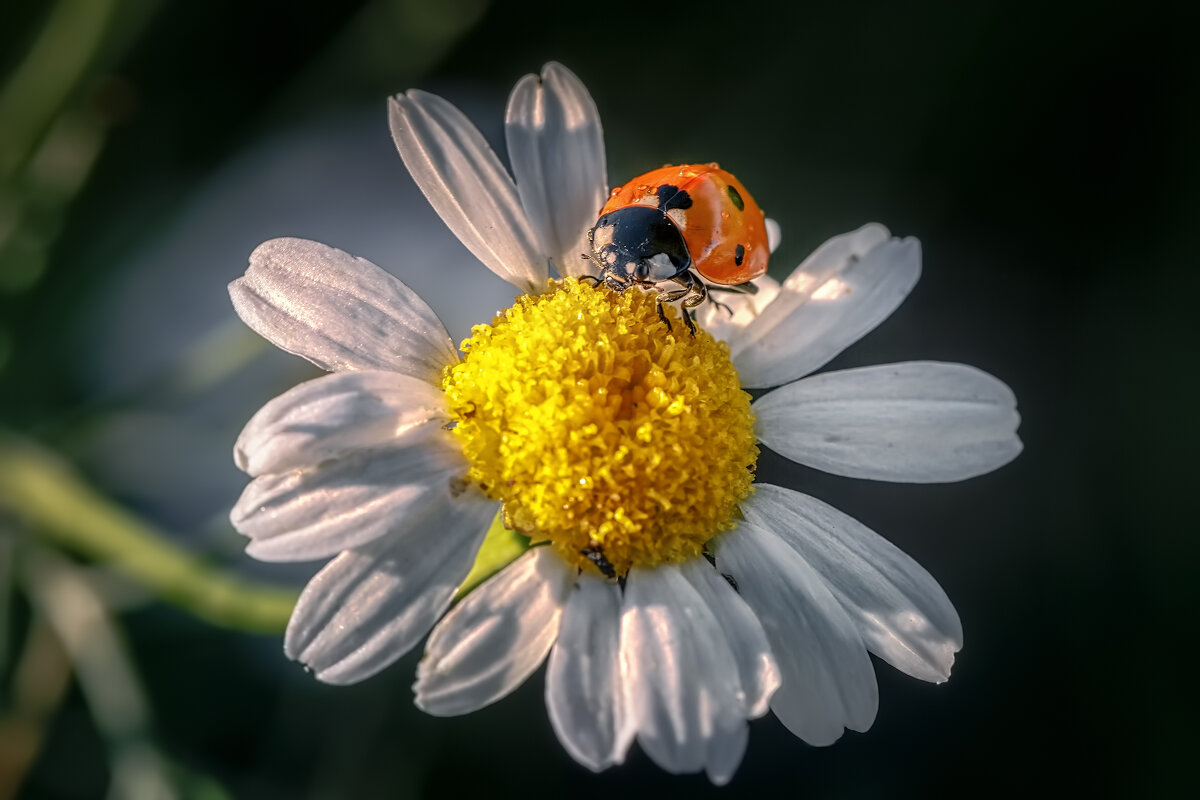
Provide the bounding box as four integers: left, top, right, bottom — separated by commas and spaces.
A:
227, 62, 1024, 786
584, 163, 771, 334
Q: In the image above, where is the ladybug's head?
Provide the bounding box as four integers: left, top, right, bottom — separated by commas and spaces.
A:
587, 206, 691, 283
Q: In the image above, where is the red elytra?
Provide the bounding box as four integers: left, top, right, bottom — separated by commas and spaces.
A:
598, 163, 769, 286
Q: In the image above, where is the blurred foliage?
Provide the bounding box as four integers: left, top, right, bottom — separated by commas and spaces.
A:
0, 0, 158, 296
0, 1, 491, 796
0, 433, 297, 633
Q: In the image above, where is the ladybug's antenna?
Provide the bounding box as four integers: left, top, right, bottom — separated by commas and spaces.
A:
580, 252, 605, 277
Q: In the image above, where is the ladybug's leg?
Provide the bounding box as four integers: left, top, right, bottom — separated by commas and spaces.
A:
709, 297, 736, 317
708, 280, 757, 317
655, 274, 705, 336
654, 301, 675, 333
678, 275, 710, 336
680, 275, 709, 310
651, 290, 686, 333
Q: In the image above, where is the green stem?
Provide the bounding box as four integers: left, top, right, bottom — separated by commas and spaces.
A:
0, 432, 296, 633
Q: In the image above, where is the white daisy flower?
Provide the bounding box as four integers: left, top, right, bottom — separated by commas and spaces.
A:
228, 63, 1022, 784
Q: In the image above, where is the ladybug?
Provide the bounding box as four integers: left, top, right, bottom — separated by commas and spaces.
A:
584, 163, 770, 334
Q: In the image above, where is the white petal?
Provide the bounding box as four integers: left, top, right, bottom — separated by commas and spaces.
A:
678, 558, 780, 717
694, 274, 781, 344
231, 434, 465, 562
714, 522, 878, 746
505, 62, 607, 279
705, 718, 749, 786
620, 565, 747, 780
283, 489, 495, 684
724, 224, 887, 352
727, 225, 920, 388
234, 370, 448, 477
415, 546, 573, 716
389, 90, 546, 293
545, 574, 632, 772
766, 217, 782, 253
754, 361, 1023, 483
229, 238, 457, 381
742, 484, 963, 683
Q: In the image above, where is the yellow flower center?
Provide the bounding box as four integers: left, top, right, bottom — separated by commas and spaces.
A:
442, 279, 757, 577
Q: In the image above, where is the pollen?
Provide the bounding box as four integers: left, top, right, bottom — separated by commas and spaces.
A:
442, 278, 758, 577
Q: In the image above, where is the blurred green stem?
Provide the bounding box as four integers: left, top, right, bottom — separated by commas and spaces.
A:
23, 548, 178, 800
0, 432, 296, 632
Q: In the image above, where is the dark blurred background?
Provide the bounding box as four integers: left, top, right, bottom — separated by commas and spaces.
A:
1, 0, 1196, 797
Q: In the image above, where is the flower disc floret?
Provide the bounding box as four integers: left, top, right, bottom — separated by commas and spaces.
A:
442, 278, 758, 576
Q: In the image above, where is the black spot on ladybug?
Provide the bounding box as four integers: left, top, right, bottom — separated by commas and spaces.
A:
655, 184, 693, 211
581, 545, 616, 579
726, 184, 745, 212
734, 244, 745, 266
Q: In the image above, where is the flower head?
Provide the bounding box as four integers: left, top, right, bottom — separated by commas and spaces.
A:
444, 277, 757, 576
228, 63, 1022, 784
